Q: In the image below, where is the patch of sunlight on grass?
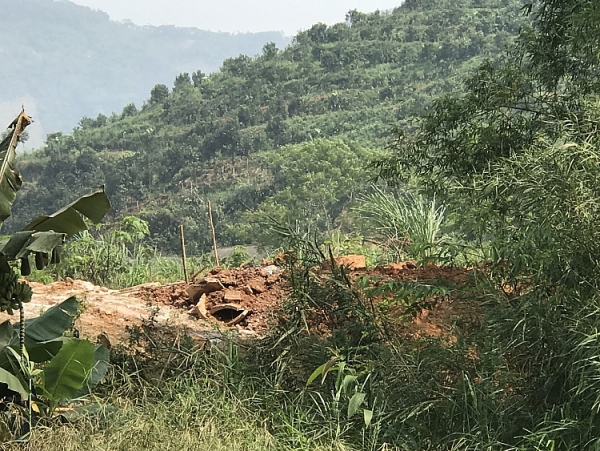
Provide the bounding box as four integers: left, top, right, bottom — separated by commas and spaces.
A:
3, 388, 358, 451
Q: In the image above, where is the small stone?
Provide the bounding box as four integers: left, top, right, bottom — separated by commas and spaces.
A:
224, 291, 242, 302
249, 284, 265, 294
261, 265, 279, 275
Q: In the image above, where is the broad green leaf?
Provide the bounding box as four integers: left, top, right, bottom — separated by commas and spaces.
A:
307, 357, 340, 386
322, 357, 340, 384
41, 338, 95, 401
0, 230, 66, 259
0, 321, 13, 351
12, 297, 78, 344
18, 231, 66, 254
363, 409, 373, 428
72, 345, 110, 398
88, 345, 110, 388
3, 347, 31, 393
23, 187, 111, 237
348, 392, 366, 418
0, 338, 67, 371
334, 361, 346, 389
25, 338, 67, 363
0, 111, 31, 227
0, 366, 28, 401
307, 362, 327, 386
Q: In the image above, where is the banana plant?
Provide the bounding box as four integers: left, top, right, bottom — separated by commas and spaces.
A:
0, 297, 109, 413
0, 110, 111, 424
0, 110, 110, 310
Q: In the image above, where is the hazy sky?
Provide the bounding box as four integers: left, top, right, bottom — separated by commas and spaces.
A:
68, 0, 404, 35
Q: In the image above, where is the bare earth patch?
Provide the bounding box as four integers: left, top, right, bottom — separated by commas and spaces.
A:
9, 279, 208, 346
0, 260, 479, 347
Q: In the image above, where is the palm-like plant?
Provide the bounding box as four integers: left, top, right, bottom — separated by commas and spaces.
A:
355, 185, 447, 261
0, 110, 111, 433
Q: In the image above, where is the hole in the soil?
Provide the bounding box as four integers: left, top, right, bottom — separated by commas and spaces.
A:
209, 304, 249, 326
212, 307, 243, 322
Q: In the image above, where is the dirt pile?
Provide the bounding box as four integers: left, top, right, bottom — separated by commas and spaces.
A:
142, 265, 288, 332
356, 261, 471, 283
142, 261, 475, 338
20, 279, 201, 345
364, 263, 477, 339
10, 260, 477, 346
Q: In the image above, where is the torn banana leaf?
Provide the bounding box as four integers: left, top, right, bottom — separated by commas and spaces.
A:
23, 186, 111, 237
0, 230, 66, 259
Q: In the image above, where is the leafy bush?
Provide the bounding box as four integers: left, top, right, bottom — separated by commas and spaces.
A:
224, 245, 252, 268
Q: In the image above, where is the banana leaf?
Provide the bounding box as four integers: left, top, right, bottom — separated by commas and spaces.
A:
0, 338, 67, 373
71, 344, 110, 398
23, 186, 111, 238
39, 338, 95, 401
23, 338, 67, 364
12, 296, 78, 344
0, 110, 31, 228
0, 320, 12, 350
0, 367, 28, 400
0, 230, 66, 259
0, 297, 80, 370
0, 110, 110, 252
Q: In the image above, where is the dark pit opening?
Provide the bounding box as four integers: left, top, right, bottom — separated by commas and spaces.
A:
212, 307, 243, 322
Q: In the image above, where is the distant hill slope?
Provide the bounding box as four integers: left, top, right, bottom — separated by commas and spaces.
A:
1, 0, 289, 146
10, 0, 527, 254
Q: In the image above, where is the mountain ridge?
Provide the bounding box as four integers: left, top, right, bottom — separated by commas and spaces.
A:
1, 0, 289, 147
10, 0, 527, 253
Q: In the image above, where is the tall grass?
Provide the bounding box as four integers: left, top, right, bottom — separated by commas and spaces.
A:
355, 185, 447, 261
6, 389, 356, 451
11, 241, 600, 450
27, 231, 214, 288
1, 321, 378, 451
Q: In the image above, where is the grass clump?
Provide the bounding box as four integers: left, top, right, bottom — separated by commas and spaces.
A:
11, 391, 348, 451
1, 319, 372, 451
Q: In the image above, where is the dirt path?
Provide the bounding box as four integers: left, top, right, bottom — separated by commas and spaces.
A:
9, 279, 221, 346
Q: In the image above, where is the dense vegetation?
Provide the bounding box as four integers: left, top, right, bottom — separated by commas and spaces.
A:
1, 0, 288, 145
8, 0, 526, 254
6, 0, 600, 450
368, 0, 600, 447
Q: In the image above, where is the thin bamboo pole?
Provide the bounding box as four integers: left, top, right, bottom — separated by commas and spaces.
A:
179, 225, 189, 283
208, 201, 220, 267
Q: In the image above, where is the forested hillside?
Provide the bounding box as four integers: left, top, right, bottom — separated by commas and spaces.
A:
7, 1, 600, 449
9, 0, 527, 254
0, 0, 288, 145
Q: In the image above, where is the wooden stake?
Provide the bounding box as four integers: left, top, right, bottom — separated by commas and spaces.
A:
208, 201, 220, 267
190, 264, 209, 282
179, 225, 189, 283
